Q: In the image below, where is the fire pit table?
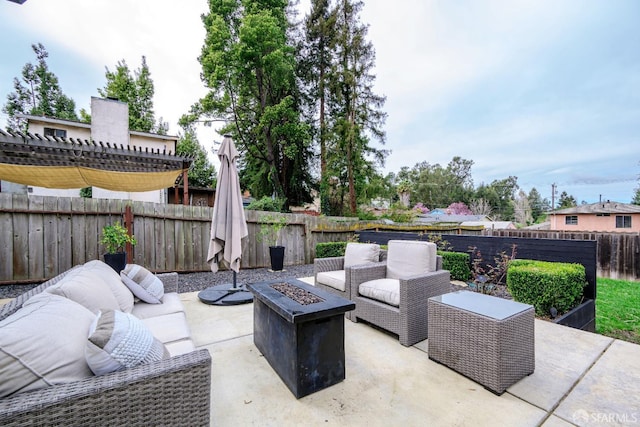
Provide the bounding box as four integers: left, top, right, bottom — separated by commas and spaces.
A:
247, 278, 355, 398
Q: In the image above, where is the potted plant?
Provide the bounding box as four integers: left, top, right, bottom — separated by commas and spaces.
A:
257, 214, 288, 271
100, 222, 137, 273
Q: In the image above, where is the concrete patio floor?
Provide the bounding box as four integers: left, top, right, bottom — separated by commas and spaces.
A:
182, 277, 640, 427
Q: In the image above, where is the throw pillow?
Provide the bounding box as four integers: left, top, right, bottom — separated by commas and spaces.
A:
0, 293, 94, 398
84, 260, 134, 313
86, 310, 169, 376
45, 267, 121, 314
120, 264, 164, 304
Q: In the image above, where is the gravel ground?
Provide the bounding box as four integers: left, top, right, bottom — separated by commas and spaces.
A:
1, 263, 512, 299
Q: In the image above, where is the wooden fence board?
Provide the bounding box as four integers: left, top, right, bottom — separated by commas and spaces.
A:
43, 197, 58, 278
56, 197, 73, 273
0, 194, 13, 281
12, 194, 28, 280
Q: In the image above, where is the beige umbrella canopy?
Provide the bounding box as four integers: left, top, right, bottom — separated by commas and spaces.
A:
200, 135, 252, 305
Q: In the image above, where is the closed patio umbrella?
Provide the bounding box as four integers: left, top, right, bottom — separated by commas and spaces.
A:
198, 135, 252, 305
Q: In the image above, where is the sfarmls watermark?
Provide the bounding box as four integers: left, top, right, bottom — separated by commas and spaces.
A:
573, 409, 638, 424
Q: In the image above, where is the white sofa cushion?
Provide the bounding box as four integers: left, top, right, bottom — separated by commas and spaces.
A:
316, 270, 347, 292
131, 292, 185, 319
386, 240, 437, 280
344, 243, 380, 268
165, 339, 197, 357
359, 278, 400, 307
83, 260, 134, 313
120, 264, 164, 304
46, 267, 122, 314
86, 310, 169, 376
0, 293, 94, 398
141, 311, 192, 345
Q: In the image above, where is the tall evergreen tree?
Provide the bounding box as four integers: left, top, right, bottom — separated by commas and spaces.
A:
99, 56, 167, 134
328, 0, 387, 215
3, 43, 77, 132
302, 0, 337, 212
184, 0, 313, 209
176, 126, 216, 188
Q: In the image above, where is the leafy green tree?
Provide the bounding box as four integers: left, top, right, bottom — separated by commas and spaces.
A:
474, 176, 519, 220
176, 127, 216, 188
402, 157, 474, 209
184, 0, 314, 210
527, 187, 550, 222
632, 187, 640, 205
3, 43, 77, 132
98, 56, 167, 134
558, 191, 577, 209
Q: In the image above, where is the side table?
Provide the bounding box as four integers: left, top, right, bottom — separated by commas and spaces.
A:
427, 291, 534, 394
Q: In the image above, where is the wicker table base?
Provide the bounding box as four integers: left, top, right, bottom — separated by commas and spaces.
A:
427, 291, 534, 395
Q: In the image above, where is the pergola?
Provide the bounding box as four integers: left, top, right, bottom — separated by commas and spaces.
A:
0, 129, 193, 202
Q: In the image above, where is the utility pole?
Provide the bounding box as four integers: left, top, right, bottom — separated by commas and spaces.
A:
551, 183, 557, 210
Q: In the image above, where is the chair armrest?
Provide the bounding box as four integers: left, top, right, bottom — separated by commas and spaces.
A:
399, 270, 451, 308
156, 272, 179, 293
350, 262, 388, 289
0, 349, 212, 426
314, 256, 345, 275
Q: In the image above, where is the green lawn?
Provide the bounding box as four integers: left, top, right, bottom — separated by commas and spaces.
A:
596, 278, 640, 344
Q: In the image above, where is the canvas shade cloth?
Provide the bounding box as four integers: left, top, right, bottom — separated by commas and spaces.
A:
0, 164, 184, 191
207, 136, 248, 273
0, 130, 190, 192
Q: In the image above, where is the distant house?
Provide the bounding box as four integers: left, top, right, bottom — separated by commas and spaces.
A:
459, 220, 516, 230
417, 213, 488, 224
550, 201, 640, 232
4, 97, 178, 203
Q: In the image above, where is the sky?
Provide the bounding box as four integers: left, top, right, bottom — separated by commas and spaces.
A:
1, 0, 639, 205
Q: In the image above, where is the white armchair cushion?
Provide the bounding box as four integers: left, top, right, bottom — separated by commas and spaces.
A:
316, 270, 347, 292
344, 243, 380, 268
359, 278, 400, 307
386, 240, 437, 280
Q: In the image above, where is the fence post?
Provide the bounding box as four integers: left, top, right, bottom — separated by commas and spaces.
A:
124, 205, 134, 264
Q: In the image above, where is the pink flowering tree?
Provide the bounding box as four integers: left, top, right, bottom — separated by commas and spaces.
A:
447, 202, 473, 215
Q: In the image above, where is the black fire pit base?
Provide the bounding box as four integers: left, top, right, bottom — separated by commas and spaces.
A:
247, 279, 355, 399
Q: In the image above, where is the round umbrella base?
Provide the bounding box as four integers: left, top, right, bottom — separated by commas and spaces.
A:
198, 283, 253, 306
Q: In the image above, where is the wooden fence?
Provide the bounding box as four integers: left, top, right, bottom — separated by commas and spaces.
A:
483, 229, 640, 282
2, 192, 639, 283
0, 194, 356, 284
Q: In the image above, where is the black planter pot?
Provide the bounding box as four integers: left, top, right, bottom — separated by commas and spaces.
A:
103, 252, 127, 273
269, 246, 285, 271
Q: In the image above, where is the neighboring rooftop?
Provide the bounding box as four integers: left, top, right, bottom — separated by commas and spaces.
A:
553, 201, 640, 215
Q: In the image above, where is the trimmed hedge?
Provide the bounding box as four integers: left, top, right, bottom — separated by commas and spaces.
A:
507, 259, 586, 316
315, 242, 348, 258
438, 251, 471, 282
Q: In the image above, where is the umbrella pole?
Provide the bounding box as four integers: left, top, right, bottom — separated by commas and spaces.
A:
233, 270, 237, 288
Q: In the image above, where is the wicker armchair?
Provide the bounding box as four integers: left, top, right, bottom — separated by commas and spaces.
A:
314, 243, 386, 319
349, 240, 450, 346
0, 268, 212, 426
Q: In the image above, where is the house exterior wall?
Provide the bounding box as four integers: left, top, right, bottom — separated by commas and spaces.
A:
551, 213, 640, 232
9, 98, 177, 203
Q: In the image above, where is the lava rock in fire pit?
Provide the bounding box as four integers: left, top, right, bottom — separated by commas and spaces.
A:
271, 282, 325, 305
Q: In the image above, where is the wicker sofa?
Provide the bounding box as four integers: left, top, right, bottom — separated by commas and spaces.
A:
0, 262, 211, 426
